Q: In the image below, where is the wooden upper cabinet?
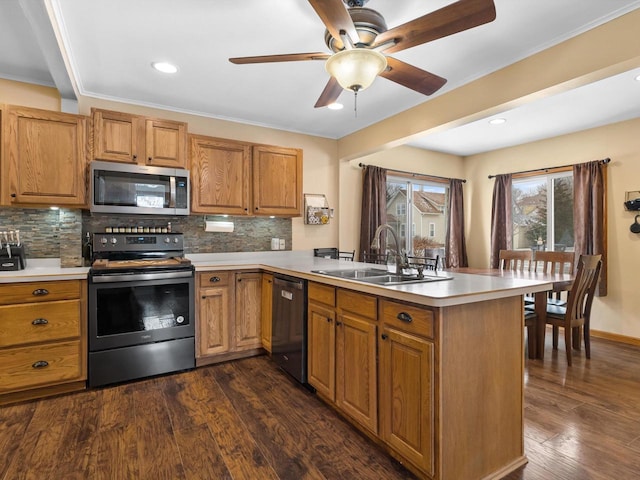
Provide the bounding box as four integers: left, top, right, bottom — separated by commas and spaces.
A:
252, 145, 303, 216
1, 106, 87, 207
91, 108, 187, 168
190, 135, 251, 215
190, 134, 303, 217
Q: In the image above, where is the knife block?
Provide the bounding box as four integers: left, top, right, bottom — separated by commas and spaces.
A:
0, 245, 26, 270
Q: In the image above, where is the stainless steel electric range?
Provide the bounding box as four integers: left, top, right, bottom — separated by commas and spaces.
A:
87, 232, 195, 387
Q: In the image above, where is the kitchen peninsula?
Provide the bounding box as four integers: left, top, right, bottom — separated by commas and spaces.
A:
0, 251, 552, 480
189, 251, 552, 480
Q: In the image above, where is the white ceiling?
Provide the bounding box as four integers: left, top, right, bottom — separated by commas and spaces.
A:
1, 0, 639, 156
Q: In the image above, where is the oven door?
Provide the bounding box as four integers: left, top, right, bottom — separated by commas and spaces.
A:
88, 269, 195, 352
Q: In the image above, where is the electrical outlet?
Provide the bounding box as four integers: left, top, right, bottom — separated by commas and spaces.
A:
279, 238, 285, 250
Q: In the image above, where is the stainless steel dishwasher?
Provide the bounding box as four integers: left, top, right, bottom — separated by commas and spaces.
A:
272, 274, 308, 384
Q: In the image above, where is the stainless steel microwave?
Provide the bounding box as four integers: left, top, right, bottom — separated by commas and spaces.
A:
90, 161, 190, 215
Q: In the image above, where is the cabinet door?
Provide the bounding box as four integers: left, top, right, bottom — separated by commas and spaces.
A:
235, 272, 262, 350
260, 274, 273, 352
91, 109, 144, 164
190, 135, 251, 214
307, 301, 336, 401
252, 145, 302, 216
3, 106, 87, 206
336, 313, 378, 434
198, 286, 231, 357
379, 326, 435, 476
145, 118, 187, 168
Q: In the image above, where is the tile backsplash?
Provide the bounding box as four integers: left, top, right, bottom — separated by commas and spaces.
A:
1, 208, 292, 267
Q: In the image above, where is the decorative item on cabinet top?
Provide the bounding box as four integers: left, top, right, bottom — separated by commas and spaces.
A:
624, 191, 640, 211
304, 194, 332, 225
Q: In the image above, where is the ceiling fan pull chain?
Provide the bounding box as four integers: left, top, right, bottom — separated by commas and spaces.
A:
354, 90, 358, 118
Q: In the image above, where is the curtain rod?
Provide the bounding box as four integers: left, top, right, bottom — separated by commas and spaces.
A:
487, 157, 610, 179
358, 163, 466, 183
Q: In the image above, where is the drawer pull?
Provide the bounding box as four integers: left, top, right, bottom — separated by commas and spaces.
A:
381, 334, 389, 340
32, 288, 49, 296
32, 360, 49, 369
397, 312, 413, 323
31, 318, 49, 326
209, 276, 221, 283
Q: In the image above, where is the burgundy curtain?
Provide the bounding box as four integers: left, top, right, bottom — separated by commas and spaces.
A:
573, 160, 607, 295
445, 179, 468, 267
490, 174, 513, 268
359, 166, 387, 261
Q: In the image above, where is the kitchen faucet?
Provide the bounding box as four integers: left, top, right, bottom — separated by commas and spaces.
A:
370, 224, 409, 274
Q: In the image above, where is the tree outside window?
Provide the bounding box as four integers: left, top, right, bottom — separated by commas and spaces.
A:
513, 173, 574, 251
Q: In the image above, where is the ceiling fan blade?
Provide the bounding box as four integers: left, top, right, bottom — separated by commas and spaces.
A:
308, 0, 360, 45
380, 57, 447, 96
229, 52, 330, 64
314, 77, 343, 108
374, 0, 496, 54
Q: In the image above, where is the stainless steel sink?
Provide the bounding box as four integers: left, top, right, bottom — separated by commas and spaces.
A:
311, 268, 453, 286
312, 268, 389, 279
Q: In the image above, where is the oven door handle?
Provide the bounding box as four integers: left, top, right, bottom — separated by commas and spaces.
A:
91, 270, 193, 283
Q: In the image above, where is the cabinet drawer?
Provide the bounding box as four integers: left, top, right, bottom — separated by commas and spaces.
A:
309, 282, 336, 307
380, 300, 434, 339
0, 281, 81, 305
0, 300, 81, 348
198, 271, 231, 287
0, 340, 84, 393
337, 289, 377, 320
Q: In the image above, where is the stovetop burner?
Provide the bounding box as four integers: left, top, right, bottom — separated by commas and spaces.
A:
90, 232, 191, 274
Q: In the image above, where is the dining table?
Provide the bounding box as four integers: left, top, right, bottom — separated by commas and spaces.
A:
447, 267, 574, 359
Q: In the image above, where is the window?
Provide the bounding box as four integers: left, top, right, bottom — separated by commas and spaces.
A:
386, 176, 448, 258
512, 172, 574, 251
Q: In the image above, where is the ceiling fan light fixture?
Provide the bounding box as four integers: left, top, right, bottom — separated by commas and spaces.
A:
325, 48, 387, 92
327, 102, 344, 110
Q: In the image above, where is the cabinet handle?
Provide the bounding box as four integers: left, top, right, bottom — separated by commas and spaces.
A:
32, 360, 49, 369
237, 278, 242, 283
255, 207, 259, 211
397, 312, 413, 323
148, 157, 152, 162
209, 276, 220, 283
10, 193, 16, 198
32, 318, 49, 326
32, 288, 49, 296
381, 334, 388, 340
133, 154, 137, 160
326, 318, 332, 323
336, 321, 343, 326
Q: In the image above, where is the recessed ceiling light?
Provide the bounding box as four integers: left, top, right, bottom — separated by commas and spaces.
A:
327, 103, 344, 110
152, 62, 178, 74
489, 117, 507, 125
635, 74, 640, 81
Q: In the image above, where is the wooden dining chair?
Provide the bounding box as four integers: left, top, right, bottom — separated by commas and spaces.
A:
532, 250, 575, 306
546, 254, 602, 366
498, 249, 533, 271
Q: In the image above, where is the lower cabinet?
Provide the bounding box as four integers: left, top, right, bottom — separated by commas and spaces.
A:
307, 282, 378, 434
379, 299, 436, 477
196, 270, 262, 364
0, 280, 87, 405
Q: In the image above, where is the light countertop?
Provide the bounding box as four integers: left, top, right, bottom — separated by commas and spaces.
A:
0, 251, 552, 307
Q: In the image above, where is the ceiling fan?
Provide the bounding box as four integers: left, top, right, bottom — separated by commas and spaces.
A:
229, 0, 497, 108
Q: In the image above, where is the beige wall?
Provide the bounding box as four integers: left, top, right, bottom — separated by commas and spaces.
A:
464, 118, 640, 339
0, 79, 60, 110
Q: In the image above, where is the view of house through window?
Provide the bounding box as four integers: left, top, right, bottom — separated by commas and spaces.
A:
386, 176, 448, 263
512, 172, 574, 252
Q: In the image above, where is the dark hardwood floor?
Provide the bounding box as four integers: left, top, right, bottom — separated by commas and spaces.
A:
2, 333, 640, 479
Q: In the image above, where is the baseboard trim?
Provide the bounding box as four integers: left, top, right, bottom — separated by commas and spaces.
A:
591, 330, 640, 347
